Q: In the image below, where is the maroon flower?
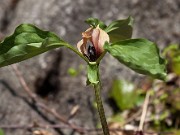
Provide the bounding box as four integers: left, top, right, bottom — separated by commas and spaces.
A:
77, 26, 109, 61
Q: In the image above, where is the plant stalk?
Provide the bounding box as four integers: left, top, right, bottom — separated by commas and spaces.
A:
94, 82, 110, 135
65, 43, 89, 63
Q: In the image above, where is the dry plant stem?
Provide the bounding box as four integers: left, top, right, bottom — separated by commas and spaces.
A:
11, 64, 85, 133
94, 82, 110, 135
11, 65, 37, 99
0, 124, 69, 129
124, 109, 142, 125
138, 92, 150, 131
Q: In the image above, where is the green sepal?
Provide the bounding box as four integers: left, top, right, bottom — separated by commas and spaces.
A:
87, 62, 99, 85
85, 18, 107, 29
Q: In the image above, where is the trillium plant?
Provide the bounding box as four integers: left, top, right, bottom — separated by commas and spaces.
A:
0, 17, 166, 135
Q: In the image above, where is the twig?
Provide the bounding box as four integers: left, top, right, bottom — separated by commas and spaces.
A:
12, 64, 37, 99
0, 124, 69, 129
138, 92, 150, 131
124, 109, 142, 125
68, 105, 80, 120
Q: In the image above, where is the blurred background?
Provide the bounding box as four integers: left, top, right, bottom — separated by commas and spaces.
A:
0, 0, 179, 135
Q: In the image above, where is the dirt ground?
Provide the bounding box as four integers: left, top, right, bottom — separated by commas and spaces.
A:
0, 0, 179, 135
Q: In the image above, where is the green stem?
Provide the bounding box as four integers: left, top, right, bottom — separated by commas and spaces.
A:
94, 75, 110, 135
65, 43, 89, 63
49, 42, 89, 63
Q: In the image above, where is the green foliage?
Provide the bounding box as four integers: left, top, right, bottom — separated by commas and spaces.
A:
0, 129, 4, 135
0, 19, 167, 83
85, 18, 107, 29
108, 113, 125, 125
67, 65, 84, 77
104, 39, 167, 80
105, 16, 133, 42
85, 16, 133, 42
150, 79, 179, 131
174, 130, 180, 135
109, 80, 139, 110
87, 62, 99, 85
0, 24, 68, 67
163, 44, 180, 75
151, 110, 169, 127
67, 68, 78, 77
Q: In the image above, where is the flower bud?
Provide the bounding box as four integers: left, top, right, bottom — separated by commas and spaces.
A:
77, 26, 109, 61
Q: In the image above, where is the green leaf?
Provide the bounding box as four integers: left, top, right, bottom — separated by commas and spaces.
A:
87, 62, 99, 85
0, 129, 4, 135
163, 44, 180, 75
110, 80, 137, 110
172, 56, 180, 75
104, 39, 167, 80
108, 113, 125, 124
105, 16, 133, 42
0, 24, 68, 68
85, 18, 107, 29
162, 44, 179, 56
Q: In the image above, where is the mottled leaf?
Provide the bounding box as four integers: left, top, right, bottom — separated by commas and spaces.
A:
104, 39, 167, 80
0, 24, 68, 67
105, 16, 133, 42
